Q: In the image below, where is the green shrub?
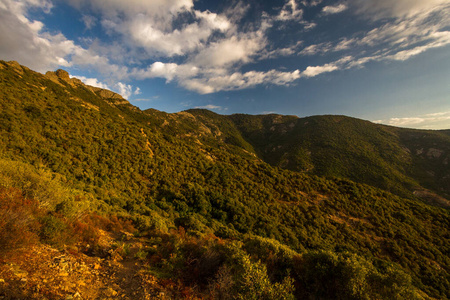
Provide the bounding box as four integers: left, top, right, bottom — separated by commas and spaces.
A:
39, 214, 74, 248
292, 250, 420, 300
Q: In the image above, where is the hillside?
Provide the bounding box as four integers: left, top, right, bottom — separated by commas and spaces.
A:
0, 60, 449, 299
182, 110, 450, 205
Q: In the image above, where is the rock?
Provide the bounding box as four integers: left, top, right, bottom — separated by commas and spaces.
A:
427, 148, 444, 158
77, 280, 86, 287
104, 287, 118, 297
56, 69, 70, 80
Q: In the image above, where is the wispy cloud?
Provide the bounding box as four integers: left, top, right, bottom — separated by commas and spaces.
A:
194, 104, 225, 111
1, 0, 449, 96
276, 0, 303, 21
133, 95, 160, 102
322, 4, 347, 15
374, 111, 450, 129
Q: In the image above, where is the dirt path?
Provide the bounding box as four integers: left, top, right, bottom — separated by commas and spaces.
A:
0, 232, 172, 300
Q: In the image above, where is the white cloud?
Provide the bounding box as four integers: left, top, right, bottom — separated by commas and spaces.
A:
0, 0, 74, 72
352, 0, 450, 19
302, 64, 338, 77
323, 1, 450, 72
81, 15, 96, 30
301, 0, 322, 7
71, 76, 140, 99
69, 0, 230, 58
71, 75, 109, 89
334, 38, 356, 51
374, 111, 450, 129
133, 95, 160, 102
132, 62, 199, 82
194, 104, 224, 110
123, 11, 230, 57
2, 0, 449, 97
115, 82, 141, 99
262, 41, 303, 59
190, 34, 265, 68
179, 69, 301, 94
322, 4, 347, 15
387, 31, 450, 61
0, 0, 127, 82
276, 0, 303, 21
425, 111, 450, 117
299, 42, 332, 55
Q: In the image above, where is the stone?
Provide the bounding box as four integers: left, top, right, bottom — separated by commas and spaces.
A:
104, 287, 118, 297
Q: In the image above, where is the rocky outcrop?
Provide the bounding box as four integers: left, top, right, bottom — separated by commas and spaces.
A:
45, 69, 83, 88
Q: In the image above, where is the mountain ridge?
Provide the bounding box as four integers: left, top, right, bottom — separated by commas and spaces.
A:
0, 60, 449, 299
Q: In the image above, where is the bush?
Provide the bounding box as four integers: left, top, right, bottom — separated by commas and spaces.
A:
0, 188, 40, 254
243, 235, 298, 281
39, 214, 75, 248
233, 250, 295, 300
0, 159, 72, 210
292, 250, 419, 300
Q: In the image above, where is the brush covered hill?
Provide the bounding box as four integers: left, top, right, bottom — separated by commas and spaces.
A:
0, 60, 449, 299
182, 110, 450, 204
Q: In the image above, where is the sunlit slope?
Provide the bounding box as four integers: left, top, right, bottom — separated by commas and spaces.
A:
0, 60, 449, 298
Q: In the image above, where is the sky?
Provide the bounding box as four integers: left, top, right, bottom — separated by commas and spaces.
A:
1, 0, 450, 129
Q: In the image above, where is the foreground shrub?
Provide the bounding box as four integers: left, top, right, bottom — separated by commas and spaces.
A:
0, 187, 40, 254
39, 214, 75, 248
292, 250, 420, 300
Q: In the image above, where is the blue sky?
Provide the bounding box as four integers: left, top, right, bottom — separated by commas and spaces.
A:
1, 0, 450, 129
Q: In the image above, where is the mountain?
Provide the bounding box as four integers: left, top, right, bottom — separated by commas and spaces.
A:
0, 60, 449, 299
183, 110, 450, 206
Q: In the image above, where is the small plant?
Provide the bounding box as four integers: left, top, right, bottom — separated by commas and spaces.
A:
112, 242, 131, 257
135, 248, 149, 260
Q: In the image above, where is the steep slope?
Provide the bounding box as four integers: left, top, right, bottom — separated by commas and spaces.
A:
0, 60, 449, 299
204, 112, 450, 202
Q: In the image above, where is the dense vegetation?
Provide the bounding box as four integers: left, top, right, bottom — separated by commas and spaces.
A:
0, 60, 449, 299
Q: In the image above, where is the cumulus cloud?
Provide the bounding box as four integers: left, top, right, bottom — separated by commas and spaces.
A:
115, 82, 141, 99
178, 69, 301, 94
2, 0, 449, 97
69, 0, 230, 57
190, 34, 265, 68
0, 0, 73, 72
0, 0, 127, 81
322, 4, 347, 15
71, 74, 139, 99
71, 75, 110, 89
